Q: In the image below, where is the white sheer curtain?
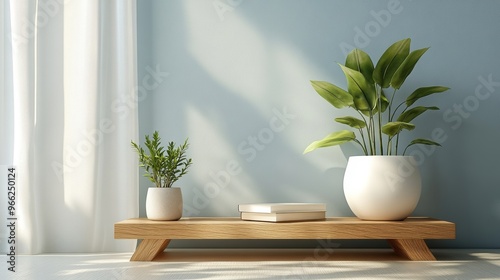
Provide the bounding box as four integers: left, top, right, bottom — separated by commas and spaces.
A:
1, 0, 138, 253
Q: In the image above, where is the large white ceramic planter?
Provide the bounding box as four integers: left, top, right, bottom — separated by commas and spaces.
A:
146, 187, 183, 221
343, 156, 421, 221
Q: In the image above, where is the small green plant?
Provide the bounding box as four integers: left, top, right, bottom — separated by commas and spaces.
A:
304, 38, 449, 156
131, 131, 192, 188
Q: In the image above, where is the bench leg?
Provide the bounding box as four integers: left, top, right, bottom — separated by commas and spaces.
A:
388, 239, 436, 261
130, 239, 171, 261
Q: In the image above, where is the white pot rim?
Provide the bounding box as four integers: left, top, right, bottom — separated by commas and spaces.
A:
348, 155, 415, 158
147, 186, 182, 189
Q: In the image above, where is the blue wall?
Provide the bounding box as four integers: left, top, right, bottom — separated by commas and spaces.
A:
137, 0, 500, 248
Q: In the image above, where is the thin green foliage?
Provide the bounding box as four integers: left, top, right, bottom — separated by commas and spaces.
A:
131, 131, 192, 188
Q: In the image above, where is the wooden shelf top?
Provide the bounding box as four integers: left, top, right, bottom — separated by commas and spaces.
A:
115, 217, 455, 240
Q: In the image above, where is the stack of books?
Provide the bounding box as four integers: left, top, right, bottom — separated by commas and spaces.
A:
238, 203, 326, 222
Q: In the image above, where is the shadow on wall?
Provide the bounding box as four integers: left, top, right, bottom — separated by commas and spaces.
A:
138, 0, 353, 220
137, 0, 500, 249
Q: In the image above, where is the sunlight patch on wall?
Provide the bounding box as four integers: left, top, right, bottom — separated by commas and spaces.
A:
185, 104, 266, 216
270, 41, 350, 170
182, 1, 271, 114
182, 1, 351, 172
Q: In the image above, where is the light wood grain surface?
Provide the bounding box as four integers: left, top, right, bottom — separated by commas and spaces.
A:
115, 217, 455, 240
114, 217, 455, 261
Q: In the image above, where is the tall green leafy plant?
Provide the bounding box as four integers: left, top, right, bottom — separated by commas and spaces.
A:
304, 38, 449, 156
131, 131, 193, 188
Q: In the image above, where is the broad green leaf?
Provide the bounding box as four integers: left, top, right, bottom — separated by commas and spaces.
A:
339, 64, 377, 114
408, 138, 442, 147
381, 121, 415, 137
390, 47, 429, 89
311, 81, 353, 109
335, 116, 366, 129
373, 38, 411, 88
303, 130, 356, 154
397, 106, 439, 123
406, 86, 450, 106
345, 49, 374, 84
403, 138, 442, 155
373, 89, 389, 114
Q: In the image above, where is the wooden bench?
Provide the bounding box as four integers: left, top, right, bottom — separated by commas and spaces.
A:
114, 217, 455, 261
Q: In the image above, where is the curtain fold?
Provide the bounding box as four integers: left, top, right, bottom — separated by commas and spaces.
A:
1, 0, 138, 254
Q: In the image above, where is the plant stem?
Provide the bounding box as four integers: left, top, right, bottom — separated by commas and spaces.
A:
391, 101, 406, 122
393, 106, 408, 155
387, 137, 392, 155
354, 139, 368, 155
373, 117, 377, 155
395, 134, 400, 155
358, 128, 368, 155
357, 111, 373, 155
369, 115, 375, 155
377, 86, 384, 155
383, 88, 399, 155
402, 144, 410, 156
388, 88, 397, 122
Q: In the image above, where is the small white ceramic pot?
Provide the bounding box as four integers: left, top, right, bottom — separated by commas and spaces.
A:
145, 187, 183, 221
343, 156, 421, 221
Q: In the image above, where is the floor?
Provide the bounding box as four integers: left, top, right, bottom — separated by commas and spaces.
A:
2, 249, 500, 280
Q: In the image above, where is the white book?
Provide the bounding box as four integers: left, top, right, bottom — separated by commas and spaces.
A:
238, 203, 326, 213
240, 211, 326, 222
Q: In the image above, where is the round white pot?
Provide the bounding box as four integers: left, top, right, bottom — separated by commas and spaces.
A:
343, 156, 421, 221
146, 187, 183, 221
